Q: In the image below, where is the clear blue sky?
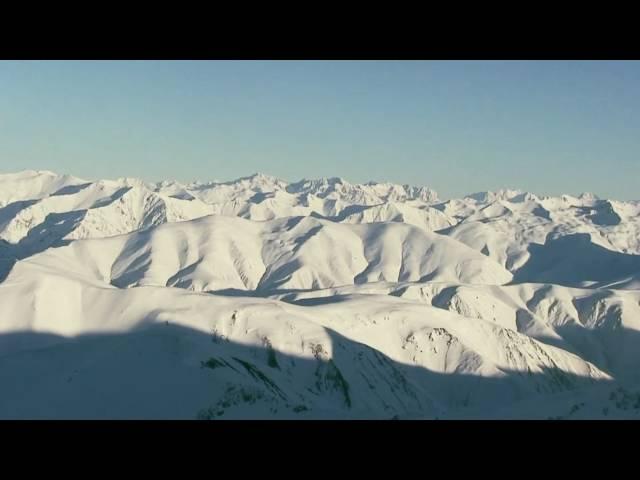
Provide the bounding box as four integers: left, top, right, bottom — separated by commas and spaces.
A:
0, 60, 638, 199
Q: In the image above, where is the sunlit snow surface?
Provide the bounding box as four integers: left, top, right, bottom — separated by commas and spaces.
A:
1, 170, 639, 419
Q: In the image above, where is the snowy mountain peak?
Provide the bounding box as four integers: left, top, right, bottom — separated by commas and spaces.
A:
115, 177, 149, 188
1, 169, 640, 419
578, 192, 600, 202
465, 189, 529, 204
286, 176, 347, 193
236, 172, 282, 183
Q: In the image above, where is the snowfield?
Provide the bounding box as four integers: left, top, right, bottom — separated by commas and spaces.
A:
1, 169, 639, 419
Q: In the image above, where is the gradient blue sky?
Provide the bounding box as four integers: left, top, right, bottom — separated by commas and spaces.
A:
0, 60, 638, 199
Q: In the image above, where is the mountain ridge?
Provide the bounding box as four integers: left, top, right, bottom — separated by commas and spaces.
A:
1, 169, 639, 419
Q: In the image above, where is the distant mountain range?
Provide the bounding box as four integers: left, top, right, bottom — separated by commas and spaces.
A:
1, 170, 639, 419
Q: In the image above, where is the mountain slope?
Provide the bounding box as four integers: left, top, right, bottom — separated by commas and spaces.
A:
0, 262, 609, 419
11, 214, 513, 292
1, 170, 639, 419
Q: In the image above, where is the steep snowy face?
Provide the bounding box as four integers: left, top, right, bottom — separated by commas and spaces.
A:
0, 181, 216, 256
0, 173, 450, 249
15, 214, 512, 293
181, 173, 288, 204
464, 189, 534, 204
0, 170, 87, 206
440, 193, 640, 279
286, 177, 439, 204
337, 202, 455, 232
389, 282, 640, 381
0, 170, 639, 419
0, 262, 610, 419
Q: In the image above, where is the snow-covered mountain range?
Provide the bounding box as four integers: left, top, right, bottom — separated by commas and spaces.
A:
1, 169, 639, 419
